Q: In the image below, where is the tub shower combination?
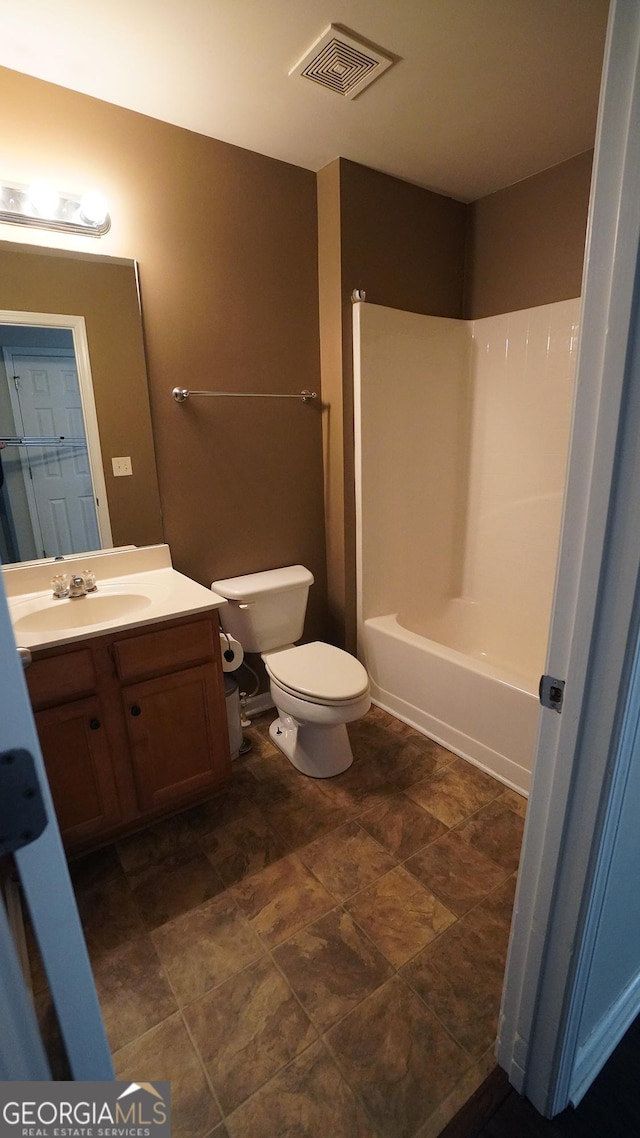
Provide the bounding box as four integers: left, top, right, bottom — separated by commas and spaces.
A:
354, 298, 580, 795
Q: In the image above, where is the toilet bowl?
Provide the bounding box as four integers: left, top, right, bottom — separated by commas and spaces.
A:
263, 642, 370, 776
211, 566, 371, 777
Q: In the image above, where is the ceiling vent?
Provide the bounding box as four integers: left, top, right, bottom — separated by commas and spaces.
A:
289, 24, 397, 100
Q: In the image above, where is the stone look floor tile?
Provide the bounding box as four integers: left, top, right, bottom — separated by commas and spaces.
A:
327, 976, 470, 1138
241, 720, 280, 759
126, 847, 225, 930
358, 794, 448, 860
405, 757, 503, 827
259, 780, 348, 852
273, 907, 393, 1030
239, 754, 302, 809
92, 935, 177, 1052
116, 811, 199, 876
151, 892, 265, 1006
199, 801, 284, 887
454, 797, 525, 873
225, 1040, 379, 1138
183, 955, 316, 1114
113, 1012, 221, 1138
345, 865, 456, 968
69, 844, 121, 889
232, 853, 336, 947
498, 787, 528, 817
413, 1048, 498, 1138
372, 734, 450, 791
405, 829, 509, 916
75, 868, 146, 959
298, 821, 397, 901
401, 890, 511, 1057
48, 709, 523, 1138
187, 785, 256, 839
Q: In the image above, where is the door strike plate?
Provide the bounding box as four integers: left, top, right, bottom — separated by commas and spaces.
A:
539, 674, 565, 713
0, 748, 48, 856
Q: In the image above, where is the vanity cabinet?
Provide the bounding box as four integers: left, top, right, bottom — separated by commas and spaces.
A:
34, 695, 121, 846
25, 611, 231, 853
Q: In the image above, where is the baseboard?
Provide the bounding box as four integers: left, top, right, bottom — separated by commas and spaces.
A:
570, 969, 640, 1105
243, 691, 274, 718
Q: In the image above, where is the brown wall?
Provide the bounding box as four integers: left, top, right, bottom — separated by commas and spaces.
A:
0, 66, 327, 640
464, 150, 593, 318
319, 154, 592, 648
319, 159, 467, 648
1, 62, 593, 652
339, 160, 468, 318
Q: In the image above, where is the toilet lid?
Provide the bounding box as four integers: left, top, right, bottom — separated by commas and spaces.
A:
263, 642, 369, 702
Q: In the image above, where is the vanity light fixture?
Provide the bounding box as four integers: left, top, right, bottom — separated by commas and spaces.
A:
0, 179, 111, 236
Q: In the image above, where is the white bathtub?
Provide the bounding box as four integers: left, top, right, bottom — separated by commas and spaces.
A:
362, 613, 539, 794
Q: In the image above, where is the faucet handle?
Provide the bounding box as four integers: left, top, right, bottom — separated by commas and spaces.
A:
51, 573, 69, 599
82, 568, 97, 591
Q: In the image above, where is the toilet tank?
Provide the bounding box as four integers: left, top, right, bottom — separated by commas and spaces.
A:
211, 565, 314, 653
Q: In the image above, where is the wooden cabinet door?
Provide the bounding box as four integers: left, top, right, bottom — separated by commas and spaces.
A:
123, 664, 230, 812
35, 696, 121, 846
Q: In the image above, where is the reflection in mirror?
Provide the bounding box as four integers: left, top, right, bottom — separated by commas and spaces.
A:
0, 314, 112, 562
0, 242, 164, 566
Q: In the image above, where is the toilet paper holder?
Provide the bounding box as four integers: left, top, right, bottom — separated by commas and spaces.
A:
219, 630, 244, 672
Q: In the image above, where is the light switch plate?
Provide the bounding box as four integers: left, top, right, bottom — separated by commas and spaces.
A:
112, 456, 133, 477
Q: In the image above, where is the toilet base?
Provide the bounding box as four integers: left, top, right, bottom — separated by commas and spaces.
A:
269, 715, 354, 778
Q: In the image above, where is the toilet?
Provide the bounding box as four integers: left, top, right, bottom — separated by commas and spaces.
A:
211, 565, 370, 777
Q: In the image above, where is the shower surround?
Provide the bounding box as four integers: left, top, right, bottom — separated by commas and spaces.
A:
354, 298, 579, 794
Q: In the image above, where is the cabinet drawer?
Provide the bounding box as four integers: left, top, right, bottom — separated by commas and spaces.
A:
113, 617, 216, 682
27, 648, 96, 709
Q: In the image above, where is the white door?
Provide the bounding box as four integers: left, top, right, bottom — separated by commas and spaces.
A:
498, 0, 640, 1114
0, 569, 112, 1078
4, 347, 100, 557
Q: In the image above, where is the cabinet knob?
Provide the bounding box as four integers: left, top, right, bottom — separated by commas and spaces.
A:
89, 718, 101, 731
130, 705, 142, 717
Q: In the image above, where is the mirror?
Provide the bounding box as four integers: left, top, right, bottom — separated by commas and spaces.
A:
0, 241, 163, 565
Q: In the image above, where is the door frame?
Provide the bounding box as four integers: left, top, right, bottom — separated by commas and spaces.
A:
498, 0, 640, 1113
0, 310, 113, 554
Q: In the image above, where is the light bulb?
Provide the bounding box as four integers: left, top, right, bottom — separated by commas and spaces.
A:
79, 189, 108, 226
27, 180, 60, 218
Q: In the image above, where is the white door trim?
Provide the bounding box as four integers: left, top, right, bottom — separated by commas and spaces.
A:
498, 0, 640, 1113
0, 310, 113, 550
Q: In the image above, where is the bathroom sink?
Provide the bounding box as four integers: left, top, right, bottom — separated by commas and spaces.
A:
12, 589, 154, 635
3, 544, 228, 651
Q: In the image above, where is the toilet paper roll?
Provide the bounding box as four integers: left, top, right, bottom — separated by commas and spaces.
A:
220, 632, 244, 672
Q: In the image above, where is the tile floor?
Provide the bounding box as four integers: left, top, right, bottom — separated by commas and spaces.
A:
34, 706, 526, 1138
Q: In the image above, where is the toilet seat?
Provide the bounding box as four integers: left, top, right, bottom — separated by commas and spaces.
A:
263, 641, 369, 706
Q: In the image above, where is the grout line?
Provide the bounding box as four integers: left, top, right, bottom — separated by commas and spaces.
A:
97, 708, 520, 1135
178, 1006, 226, 1126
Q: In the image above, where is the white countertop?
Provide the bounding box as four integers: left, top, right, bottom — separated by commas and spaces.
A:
3, 544, 227, 652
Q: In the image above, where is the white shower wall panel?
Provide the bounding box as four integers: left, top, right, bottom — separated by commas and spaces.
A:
462, 299, 580, 669
355, 298, 579, 787
356, 305, 470, 624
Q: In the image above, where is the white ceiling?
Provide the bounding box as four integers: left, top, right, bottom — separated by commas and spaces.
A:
0, 0, 610, 202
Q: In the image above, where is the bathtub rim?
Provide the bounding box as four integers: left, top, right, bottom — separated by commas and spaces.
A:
362, 612, 537, 796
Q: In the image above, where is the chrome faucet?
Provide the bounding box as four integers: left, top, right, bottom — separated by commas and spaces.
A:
69, 574, 88, 598
52, 567, 97, 598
